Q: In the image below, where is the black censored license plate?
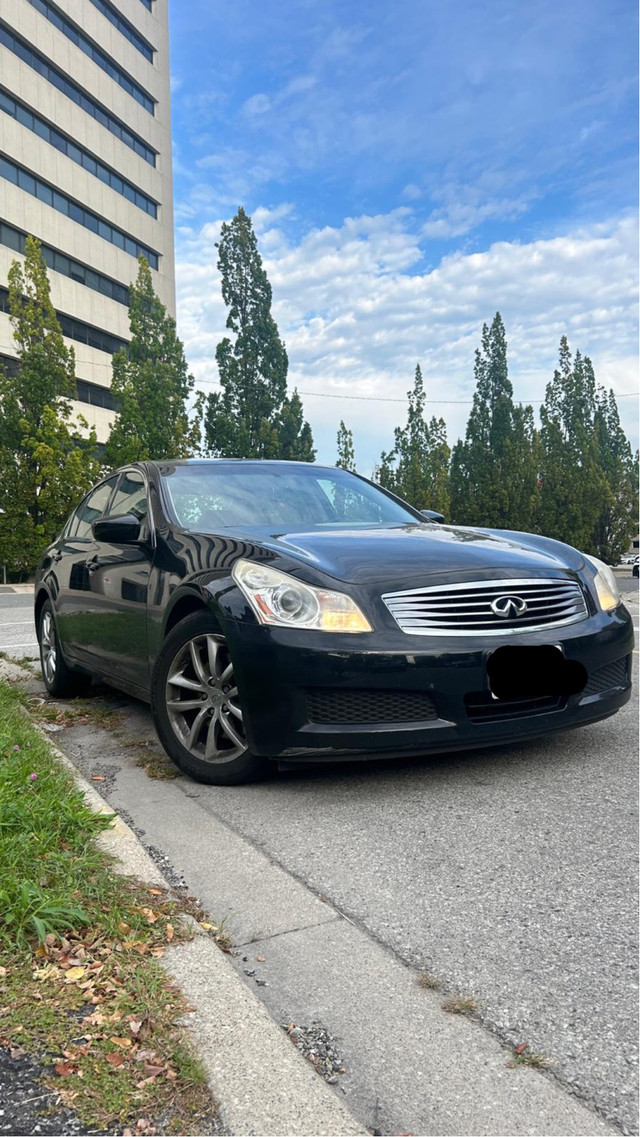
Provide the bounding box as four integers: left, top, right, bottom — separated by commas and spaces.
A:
487, 645, 587, 701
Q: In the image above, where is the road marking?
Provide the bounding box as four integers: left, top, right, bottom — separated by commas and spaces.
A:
0, 620, 35, 626
0, 641, 38, 649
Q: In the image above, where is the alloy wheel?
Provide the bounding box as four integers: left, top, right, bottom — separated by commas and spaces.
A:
40, 610, 57, 685
165, 634, 247, 764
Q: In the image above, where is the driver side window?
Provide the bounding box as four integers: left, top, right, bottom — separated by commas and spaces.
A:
70, 476, 119, 539
107, 471, 150, 539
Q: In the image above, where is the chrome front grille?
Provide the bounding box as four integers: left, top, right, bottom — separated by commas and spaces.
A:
382, 577, 589, 636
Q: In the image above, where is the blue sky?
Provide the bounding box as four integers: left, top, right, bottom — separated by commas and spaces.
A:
169, 0, 638, 473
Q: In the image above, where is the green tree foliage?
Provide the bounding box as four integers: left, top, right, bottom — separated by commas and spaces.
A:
538, 337, 635, 559
0, 236, 99, 576
105, 257, 197, 467
377, 364, 450, 515
591, 388, 639, 563
202, 207, 314, 461
336, 420, 356, 471
449, 312, 538, 530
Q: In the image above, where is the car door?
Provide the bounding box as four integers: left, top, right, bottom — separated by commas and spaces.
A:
79, 469, 153, 690
53, 475, 120, 666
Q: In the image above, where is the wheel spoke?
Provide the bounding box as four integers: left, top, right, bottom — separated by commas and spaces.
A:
204, 715, 220, 760
219, 710, 244, 749
206, 636, 222, 679
168, 671, 206, 693
186, 706, 209, 749
220, 662, 234, 684
167, 697, 204, 711
189, 641, 209, 686
227, 699, 243, 721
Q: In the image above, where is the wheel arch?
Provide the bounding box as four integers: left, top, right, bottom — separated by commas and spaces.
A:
163, 590, 222, 638
34, 587, 50, 628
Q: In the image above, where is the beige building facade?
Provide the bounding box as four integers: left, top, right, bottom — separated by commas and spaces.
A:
0, 0, 175, 442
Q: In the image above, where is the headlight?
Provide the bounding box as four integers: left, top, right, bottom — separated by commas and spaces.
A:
584, 555, 620, 612
232, 559, 372, 633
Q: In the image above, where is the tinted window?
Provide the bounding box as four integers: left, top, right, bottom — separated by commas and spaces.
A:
160, 465, 418, 531
108, 472, 149, 538
70, 476, 118, 538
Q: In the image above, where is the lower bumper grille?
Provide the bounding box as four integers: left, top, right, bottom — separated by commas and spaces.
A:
465, 692, 565, 722
581, 656, 629, 697
306, 688, 438, 725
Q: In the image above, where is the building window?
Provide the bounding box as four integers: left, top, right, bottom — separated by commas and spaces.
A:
88, 0, 154, 62
27, 0, 155, 114
0, 157, 160, 268
0, 91, 158, 217
0, 288, 129, 355
0, 23, 157, 166
0, 221, 130, 306
75, 379, 119, 411
138, 0, 153, 10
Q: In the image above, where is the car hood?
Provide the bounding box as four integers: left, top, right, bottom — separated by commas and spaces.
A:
238, 523, 585, 586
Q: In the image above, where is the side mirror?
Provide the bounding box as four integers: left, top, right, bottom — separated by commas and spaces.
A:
420, 509, 445, 524
92, 513, 141, 543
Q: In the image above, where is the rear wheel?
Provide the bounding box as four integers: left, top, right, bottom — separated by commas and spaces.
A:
151, 611, 269, 785
38, 600, 92, 698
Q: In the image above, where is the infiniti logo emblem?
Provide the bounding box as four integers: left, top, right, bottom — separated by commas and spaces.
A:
490, 594, 528, 618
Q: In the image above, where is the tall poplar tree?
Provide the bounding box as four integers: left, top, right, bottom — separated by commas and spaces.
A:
450, 312, 538, 530
202, 207, 314, 461
105, 257, 197, 467
591, 387, 638, 563
336, 421, 356, 471
537, 338, 633, 556
0, 236, 99, 576
377, 364, 450, 515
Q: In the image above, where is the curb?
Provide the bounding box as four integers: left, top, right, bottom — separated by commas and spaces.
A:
29, 715, 367, 1137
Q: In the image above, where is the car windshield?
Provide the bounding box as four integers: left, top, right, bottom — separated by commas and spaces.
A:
159, 464, 419, 531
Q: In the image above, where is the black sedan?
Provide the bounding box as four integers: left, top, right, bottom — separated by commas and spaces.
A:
34, 460, 633, 784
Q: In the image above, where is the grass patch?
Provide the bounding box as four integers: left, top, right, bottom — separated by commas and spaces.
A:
507, 1044, 552, 1069
0, 680, 217, 1132
417, 970, 440, 990
441, 996, 480, 1017
29, 696, 123, 731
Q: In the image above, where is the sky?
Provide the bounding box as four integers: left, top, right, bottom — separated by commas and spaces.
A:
168, 0, 639, 475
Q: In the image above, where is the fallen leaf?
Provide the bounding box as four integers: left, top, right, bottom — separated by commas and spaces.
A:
54, 1063, 74, 1076
147, 889, 163, 896
165, 923, 174, 942
143, 1063, 165, 1077
515, 1042, 529, 1055
110, 1036, 133, 1049
118, 922, 131, 935
256, 956, 265, 962
105, 1052, 125, 1067
0, 967, 7, 978
199, 922, 213, 930
142, 908, 158, 925
129, 1019, 143, 1035
91, 775, 106, 782
10, 1046, 26, 1059
149, 946, 165, 958
64, 967, 85, 983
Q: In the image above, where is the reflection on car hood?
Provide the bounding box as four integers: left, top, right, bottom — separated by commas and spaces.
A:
238, 523, 584, 585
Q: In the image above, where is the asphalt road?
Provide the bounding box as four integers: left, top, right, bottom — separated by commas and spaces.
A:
1, 583, 638, 1134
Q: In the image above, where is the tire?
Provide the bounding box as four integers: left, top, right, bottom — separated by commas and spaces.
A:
151, 611, 269, 785
38, 600, 92, 698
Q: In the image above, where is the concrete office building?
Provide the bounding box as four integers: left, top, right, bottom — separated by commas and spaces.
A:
0, 0, 175, 443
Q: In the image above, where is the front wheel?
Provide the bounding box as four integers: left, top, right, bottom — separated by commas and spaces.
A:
151, 612, 269, 785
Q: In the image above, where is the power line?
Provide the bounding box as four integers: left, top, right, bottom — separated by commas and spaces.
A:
192, 378, 640, 405
1, 345, 638, 405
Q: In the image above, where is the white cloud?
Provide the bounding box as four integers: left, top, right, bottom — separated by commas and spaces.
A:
176, 210, 639, 475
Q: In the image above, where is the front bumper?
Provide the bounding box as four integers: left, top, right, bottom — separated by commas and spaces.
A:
223, 604, 634, 761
